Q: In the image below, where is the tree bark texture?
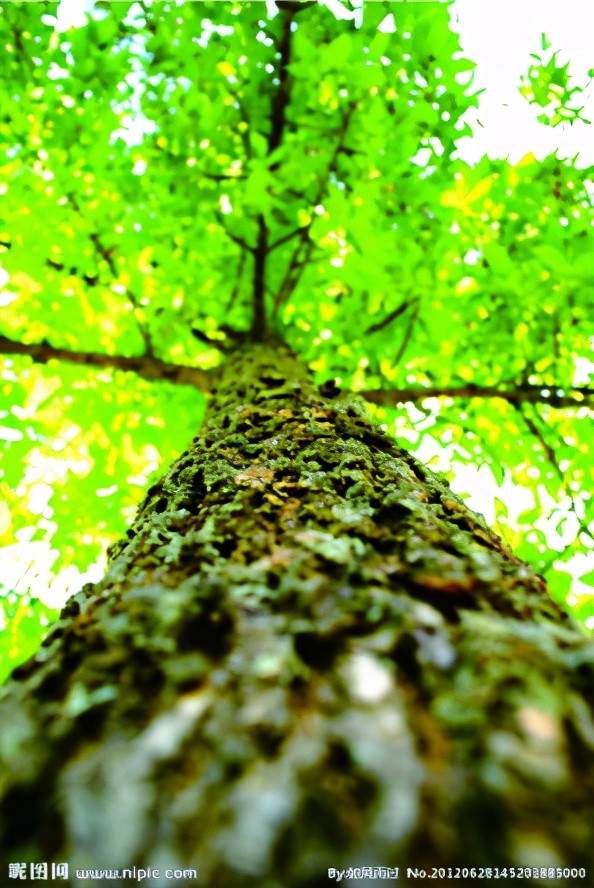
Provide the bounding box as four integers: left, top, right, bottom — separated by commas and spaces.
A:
1, 340, 592, 887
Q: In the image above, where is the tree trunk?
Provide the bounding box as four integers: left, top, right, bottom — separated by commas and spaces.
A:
1, 339, 592, 887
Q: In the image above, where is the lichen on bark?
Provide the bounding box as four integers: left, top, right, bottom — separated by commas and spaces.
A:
0, 339, 592, 886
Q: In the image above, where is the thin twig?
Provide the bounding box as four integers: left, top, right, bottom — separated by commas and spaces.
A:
269, 227, 308, 252
65, 192, 155, 357
271, 101, 357, 319
214, 211, 256, 253
190, 328, 231, 354
201, 172, 247, 182
518, 404, 594, 545
393, 299, 420, 367
365, 298, 419, 336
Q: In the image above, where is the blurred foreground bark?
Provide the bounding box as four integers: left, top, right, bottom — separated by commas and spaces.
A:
1, 340, 592, 887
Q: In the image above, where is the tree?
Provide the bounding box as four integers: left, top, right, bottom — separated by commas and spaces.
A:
0, 1, 592, 884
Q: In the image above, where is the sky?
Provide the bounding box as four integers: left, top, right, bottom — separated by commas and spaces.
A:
449, 0, 594, 168
2, 0, 593, 618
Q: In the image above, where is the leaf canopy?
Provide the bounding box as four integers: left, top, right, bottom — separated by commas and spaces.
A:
0, 0, 592, 677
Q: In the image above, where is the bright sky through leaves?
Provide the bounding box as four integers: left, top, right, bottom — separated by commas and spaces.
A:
449, 1, 594, 168
448, 1, 594, 616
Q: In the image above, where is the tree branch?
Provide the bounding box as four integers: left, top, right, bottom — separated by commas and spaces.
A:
0, 334, 215, 391
268, 6, 295, 161
359, 384, 594, 410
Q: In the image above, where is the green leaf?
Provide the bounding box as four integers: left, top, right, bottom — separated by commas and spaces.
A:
572, 252, 594, 280
250, 130, 269, 158
320, 32, 353, 71
541, 33, 552, 51
532, 245, 572, 274
578, 569, 594, 588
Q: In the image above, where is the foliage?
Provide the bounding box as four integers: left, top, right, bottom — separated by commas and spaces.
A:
519, 31, 593, 127
0, 0, 593, 679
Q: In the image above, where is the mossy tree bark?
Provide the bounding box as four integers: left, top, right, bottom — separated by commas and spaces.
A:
1, 339, 592, 886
